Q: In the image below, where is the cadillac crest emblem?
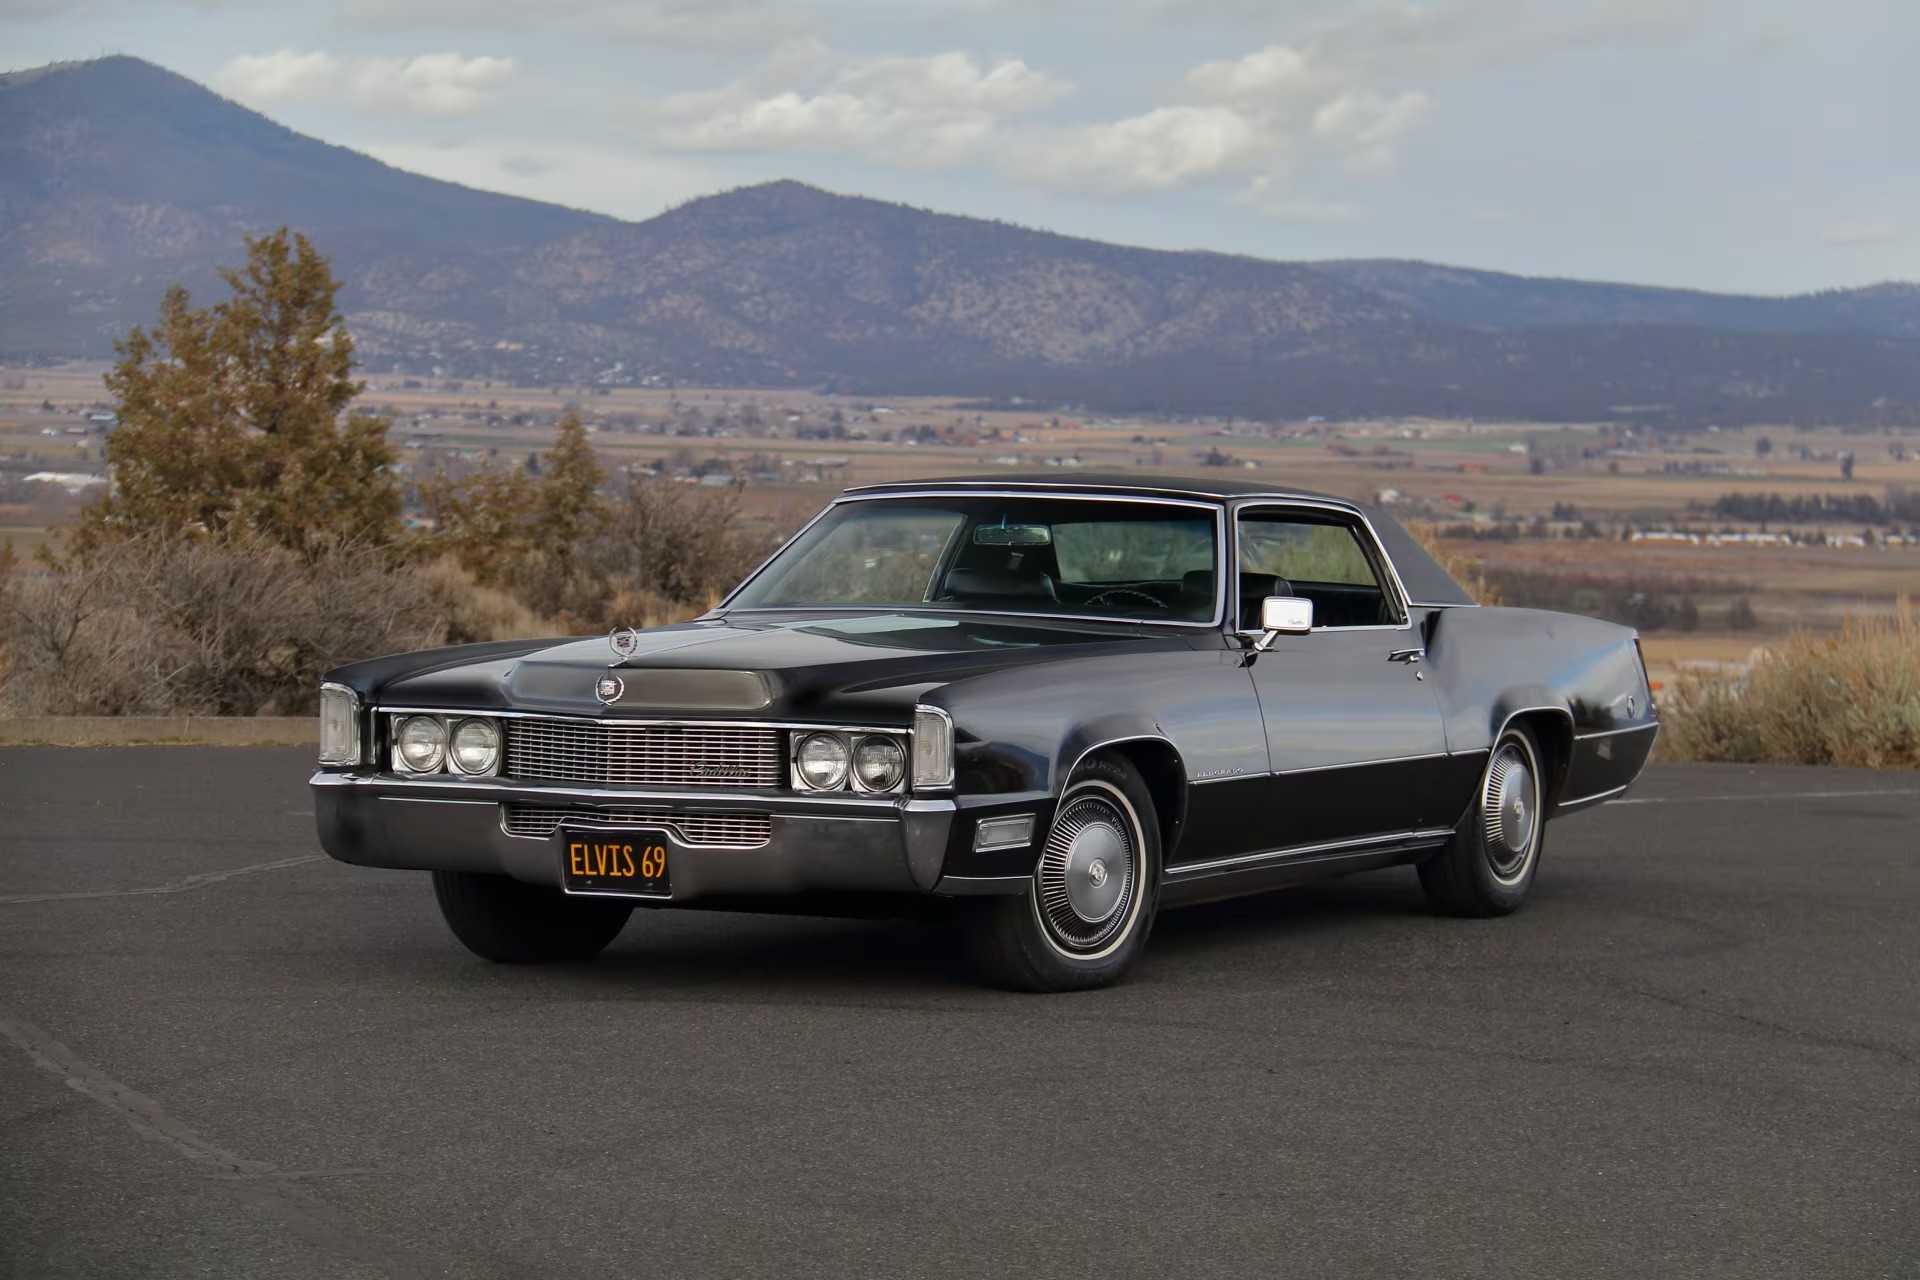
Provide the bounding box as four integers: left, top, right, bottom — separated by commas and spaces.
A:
595, 674, 624, 704
609, 626, 642, 660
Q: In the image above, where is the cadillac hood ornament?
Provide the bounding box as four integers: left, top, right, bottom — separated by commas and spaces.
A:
609, 626, 642, 661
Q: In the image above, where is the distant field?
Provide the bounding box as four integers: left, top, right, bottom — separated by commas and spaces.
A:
6, 361, 1918, 642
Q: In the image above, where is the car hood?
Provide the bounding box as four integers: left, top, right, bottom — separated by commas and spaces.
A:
340, 611, 1196, 722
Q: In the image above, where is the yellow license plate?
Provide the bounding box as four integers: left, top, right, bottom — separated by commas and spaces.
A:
561, 832, 670, 897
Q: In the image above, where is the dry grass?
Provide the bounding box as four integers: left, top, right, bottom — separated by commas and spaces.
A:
1662, 600, 1920, 768
1406, 522, 1503, 605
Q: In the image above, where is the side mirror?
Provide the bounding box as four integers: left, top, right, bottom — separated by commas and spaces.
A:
1254, 596, 1313, 650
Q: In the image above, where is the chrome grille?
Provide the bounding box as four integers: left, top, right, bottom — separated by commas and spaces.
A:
502, 805, 772, 848
504, 718, 782, 788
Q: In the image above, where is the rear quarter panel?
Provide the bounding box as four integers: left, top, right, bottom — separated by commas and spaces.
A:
1423, 605, 1658, 811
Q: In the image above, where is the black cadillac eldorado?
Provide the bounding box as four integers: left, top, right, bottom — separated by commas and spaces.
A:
312, 475, 1657, 991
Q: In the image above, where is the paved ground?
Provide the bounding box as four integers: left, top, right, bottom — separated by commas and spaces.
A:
1, 749, 1916, 1279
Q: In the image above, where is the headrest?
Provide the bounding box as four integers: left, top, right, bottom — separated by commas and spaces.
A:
946, 567, 1057, 600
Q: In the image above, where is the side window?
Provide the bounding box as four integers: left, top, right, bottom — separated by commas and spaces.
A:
1236, 511, 1399, 630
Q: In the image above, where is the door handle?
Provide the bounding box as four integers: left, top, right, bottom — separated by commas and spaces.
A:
1388, 648, 1424, 664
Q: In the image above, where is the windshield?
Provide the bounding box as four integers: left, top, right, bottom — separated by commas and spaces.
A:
727, 496, 1221, 623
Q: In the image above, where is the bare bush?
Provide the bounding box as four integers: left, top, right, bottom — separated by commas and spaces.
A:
0, 534, 475, 716
1662, 602, 1920, 769
600, 475, 771, 614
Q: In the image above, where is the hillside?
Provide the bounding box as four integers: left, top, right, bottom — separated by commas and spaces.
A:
0, 57, 608, 356
4, 56, 1919, 425
1305, 260, 1920, 338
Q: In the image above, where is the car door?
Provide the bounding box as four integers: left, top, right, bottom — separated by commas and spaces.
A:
1234, 503, 1452, 850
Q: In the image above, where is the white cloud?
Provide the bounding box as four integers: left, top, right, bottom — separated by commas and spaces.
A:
349, 53, 514, 118
1005, 38, 1426, 197
215, 50, 514, 118
1185, 44, 1331, 104
660, 51, 1067, 169
1008, 105, 1270, 193
217, 49, 342, 103
1311, 89, 1429, 177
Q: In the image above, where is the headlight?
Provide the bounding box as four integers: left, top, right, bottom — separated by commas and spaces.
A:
852, 735, 905, 792
795, 732, 850, 790
448, 718, 500, 775
912, 706, 954, 789
394, 715, 447, 773
318, 683, 360, 767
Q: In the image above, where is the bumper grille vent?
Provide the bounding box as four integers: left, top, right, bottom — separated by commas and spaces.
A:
504, 718, 782, 789
502, 805, 772, 848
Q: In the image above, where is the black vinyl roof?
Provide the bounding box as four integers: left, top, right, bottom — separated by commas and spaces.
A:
839, 473, 1479, 607
845, 472, 1350, 504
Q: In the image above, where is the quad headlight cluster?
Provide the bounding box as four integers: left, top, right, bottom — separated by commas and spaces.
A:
390, 714, 501, 777
792, 731, 907, 793
791, 709, 953, 794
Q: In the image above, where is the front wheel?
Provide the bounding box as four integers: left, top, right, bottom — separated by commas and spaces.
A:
1418, 724, 1547, 917
962, 754, 1161, 992
432, 870, 634, 963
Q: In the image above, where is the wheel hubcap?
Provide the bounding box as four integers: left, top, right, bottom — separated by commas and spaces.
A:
1482, 743, 1538, 882
1037, 790, 1138, 953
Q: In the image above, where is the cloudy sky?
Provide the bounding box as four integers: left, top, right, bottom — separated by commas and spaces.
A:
5, 0, 1914, 294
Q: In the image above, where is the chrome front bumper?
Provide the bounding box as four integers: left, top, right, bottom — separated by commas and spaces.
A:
311, 772, 971, 900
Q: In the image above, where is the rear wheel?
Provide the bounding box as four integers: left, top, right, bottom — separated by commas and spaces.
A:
962, 754, 1160, 992
432, 870, 633, 963
1418, 724, 1546, 917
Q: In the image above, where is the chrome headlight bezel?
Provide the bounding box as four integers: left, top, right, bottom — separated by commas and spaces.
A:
318, 682, 362, 767
448, 717, 501, 777
851, 734, 906, 793
794, 732, 851, 791
392, 714, 449, 775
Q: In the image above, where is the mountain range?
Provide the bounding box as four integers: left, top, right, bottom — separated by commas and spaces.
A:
6, 56, 1919, 425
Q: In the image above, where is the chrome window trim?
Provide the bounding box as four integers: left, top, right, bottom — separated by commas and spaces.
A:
713, 490, 1230, 631
1228, 498, 1414, 632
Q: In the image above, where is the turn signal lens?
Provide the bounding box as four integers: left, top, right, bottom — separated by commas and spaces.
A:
796, 732, 850, 790
394, 715, 447, 774
852, 736, 906, 792
449, 718, 500, 775
318, 684, 360, 767
912, 706, 954, 790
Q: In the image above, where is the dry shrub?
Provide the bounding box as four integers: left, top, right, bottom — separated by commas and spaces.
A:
0, 534, 468, 716
600, 476, 771, 616
1406, 522, 1503, 605
1662, 602, 1920, 769
412, 557, 553, 646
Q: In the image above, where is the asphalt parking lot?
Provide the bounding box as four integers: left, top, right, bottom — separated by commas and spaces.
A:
2, 747, 1916, 1279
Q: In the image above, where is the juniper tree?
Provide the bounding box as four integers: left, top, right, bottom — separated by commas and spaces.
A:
79, 230, 399, 559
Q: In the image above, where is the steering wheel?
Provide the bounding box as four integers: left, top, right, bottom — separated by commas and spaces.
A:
1084, 587, 1169, 612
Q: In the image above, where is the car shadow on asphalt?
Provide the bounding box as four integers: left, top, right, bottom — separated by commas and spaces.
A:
459, 868, 1437, 999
